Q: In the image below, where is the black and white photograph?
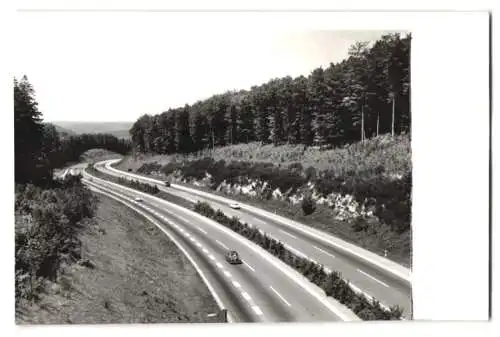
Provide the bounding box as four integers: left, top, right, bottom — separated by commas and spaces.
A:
9, 4, 491, 330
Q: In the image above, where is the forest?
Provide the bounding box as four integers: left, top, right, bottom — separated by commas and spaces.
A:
129, 33, 410, 154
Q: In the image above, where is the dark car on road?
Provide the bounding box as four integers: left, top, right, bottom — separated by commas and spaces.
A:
225, 250, 242, 265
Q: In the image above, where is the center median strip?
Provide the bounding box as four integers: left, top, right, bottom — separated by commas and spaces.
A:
84, 168, 360, 321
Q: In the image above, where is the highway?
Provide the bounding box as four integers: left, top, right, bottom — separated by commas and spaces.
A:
95, 158, 413, 319
79, 168, 360, 323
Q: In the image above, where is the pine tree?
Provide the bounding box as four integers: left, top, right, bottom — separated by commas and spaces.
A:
175, 105, 193, 153
191, 106, 208, 151
225, 102, 239, 145
14, 76, 49, 184
238, 95, 256, 143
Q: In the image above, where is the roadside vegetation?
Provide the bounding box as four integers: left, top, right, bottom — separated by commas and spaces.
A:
193, 201, 403, 320
80, 148, 123, 163
15, 176, 97, 305
16, 195, 222, 323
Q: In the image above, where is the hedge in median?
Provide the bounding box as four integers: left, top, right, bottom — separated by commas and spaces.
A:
86, 165, 160, 195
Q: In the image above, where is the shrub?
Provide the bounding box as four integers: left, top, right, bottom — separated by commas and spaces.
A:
288, 162, 303, 173
116, 177, 160, 195
305, 166, 317, 181
301, 194, 316, 215
15, 180, 97, 303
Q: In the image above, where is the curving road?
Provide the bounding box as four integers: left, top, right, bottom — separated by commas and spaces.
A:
95, 158, 413, 319
80, 168, 360, 323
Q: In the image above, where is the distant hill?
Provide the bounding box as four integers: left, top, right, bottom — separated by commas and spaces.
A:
52, 124, 77, 138
52, 121, 132, 139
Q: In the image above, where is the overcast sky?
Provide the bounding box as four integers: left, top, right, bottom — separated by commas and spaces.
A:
15, 13, 401, 122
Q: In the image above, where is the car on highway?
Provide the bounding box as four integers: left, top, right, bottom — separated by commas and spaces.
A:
225, 250, 242, 265
164, 181, 171, 187
134, 197, 143, 202
229, 203, 241, 209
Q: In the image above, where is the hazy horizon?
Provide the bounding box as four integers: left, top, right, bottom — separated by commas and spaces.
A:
15, 13, 405, 123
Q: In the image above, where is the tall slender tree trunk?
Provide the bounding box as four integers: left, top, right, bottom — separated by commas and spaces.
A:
377, 111, 380, 137
361, 103, 365, 142
391, 96, 395, 137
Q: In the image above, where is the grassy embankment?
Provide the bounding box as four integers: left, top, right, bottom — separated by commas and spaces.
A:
115, 135, 412, 267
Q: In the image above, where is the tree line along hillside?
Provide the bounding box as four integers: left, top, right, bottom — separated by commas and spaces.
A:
14, 75, 131, 185
129, 33, 410, 154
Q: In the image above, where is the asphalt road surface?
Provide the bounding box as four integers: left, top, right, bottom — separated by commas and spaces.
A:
82, 170, 360, 323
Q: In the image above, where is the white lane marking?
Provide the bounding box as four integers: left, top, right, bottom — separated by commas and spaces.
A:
216, 239, 229, 250
209, 255, 215, 261
175, 215, 192, 224
202, 248, 209, 254
357, 269, 389, 288
285, 245, 309, 260
252, 306, 263, 316
242, 260, 255, 272
241, 292, 252, 301
250, 217, 267, 226
196, 242, 202, 248
216, 262, 223, 269
232, 281, 241, 288
197, 227, 208, 234
189, 237, 195, 242
313, 245, 336, 259
270, 286, 291, 307
279, 229, 298, 239
223, 271, 231, 277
